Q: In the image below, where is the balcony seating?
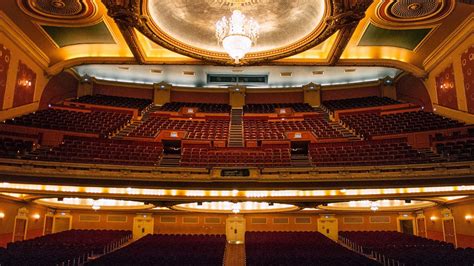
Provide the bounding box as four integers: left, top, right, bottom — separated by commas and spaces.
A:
246, 231, 378, 266
309, 138, 433, 166
180, 144, 291, 168
3, 108, 132, 137
0, 230, 131, 266
28, 136, 163, 166
0, 136, 34, 159
340, 111, 465, 138
339, 231, 474, 266
70, 94, 153, 114
244, 116, 343, 140
130, 116, 229, 140
159, 102, 231, 113
87, 234, 226, 266
323, 96, 401, 112
435, 138, 474, 162
244, 103, 316, 113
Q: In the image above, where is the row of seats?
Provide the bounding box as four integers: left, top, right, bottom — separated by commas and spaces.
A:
309, 139, 434, 166
70, 94, 153, 113
180, 145, 291, 167
0, 136, 34, 159
340, 111, 465, 137
246, 231, 378, 266
243, 103, 316, 113
243, 116, 343, 140
87, 234, 226, 266
3, 108, 132, 137
129, 116, 229, 140
339, 231, 474, 266
322, 96, 401, 112
28, 136, 163, 166
435, 138, 474, 162
0, 230, 131, 266
159, 102, 231, 113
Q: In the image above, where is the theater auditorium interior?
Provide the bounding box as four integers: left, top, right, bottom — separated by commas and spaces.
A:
0, 0, 473, 265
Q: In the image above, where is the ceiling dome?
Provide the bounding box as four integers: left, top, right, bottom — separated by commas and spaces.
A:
147, 0, 326, 53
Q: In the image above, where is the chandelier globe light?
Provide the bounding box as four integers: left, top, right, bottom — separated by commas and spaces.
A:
215, 10, 259, 64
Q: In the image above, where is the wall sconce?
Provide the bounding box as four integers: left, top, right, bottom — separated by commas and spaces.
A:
18, 79, 32, 87
466, 215, 472, 223
0, 212, 5, 219
430, 216, 438, 223
32, 214, 40, 221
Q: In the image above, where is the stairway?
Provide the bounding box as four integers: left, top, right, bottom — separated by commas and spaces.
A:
112, 105, 162, 139
112, 120, 143, 139
291, 154, 312, 167
417, 148, 447, 163
329, 121, 362, 141
228, 109, 244, 147
223, 243, 245, 266
159, 153, 181, 167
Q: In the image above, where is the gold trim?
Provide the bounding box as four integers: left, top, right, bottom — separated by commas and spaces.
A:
375, 0, 455, 26
357, 19, 439, 53
111, 0, 373, 65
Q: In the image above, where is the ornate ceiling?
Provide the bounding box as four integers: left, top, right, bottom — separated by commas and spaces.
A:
0, 0, 472, 77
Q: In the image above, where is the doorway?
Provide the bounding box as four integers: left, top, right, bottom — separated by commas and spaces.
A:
162, 140, 181, 155
133, 214, 154, 240
13, 217, 28, 242
416, 217, 427, 237
291, 141, 309, 155
53, 215, 72, 233
43, 214, 54, 235
399, 219, 415, 235
443, 218, 457, 246
226, 215, 246, 244
318, 216, 338, 241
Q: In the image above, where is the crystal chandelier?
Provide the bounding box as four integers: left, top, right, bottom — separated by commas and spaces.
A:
215, 10, 259, 63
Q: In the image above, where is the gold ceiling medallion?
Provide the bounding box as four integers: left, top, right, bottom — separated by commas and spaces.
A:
376, 0, 455, 25
17, 0, 99, 24
104, 0, 373, 65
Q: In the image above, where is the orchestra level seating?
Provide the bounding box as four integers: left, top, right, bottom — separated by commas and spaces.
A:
70, 94, 153, 114
0, 230, 131, 266
245, 231, 378, 266
322, 96, 402, 112
86, 234, 226, 266
339, 231, 474, 266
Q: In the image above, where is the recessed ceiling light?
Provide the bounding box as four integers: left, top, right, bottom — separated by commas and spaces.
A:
183, 71, 195, 76
312, 71, 324, 75
280, 72, 292, 77
344, 68, 356, 72
118, 66, 129, 70
150, 69, 162, 74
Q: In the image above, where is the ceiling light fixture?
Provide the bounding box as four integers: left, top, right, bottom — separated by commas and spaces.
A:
216, 10, 259, 64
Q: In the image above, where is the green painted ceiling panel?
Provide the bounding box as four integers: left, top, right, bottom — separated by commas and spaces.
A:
358, 24, 432, 50
42, 21, 115, 47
